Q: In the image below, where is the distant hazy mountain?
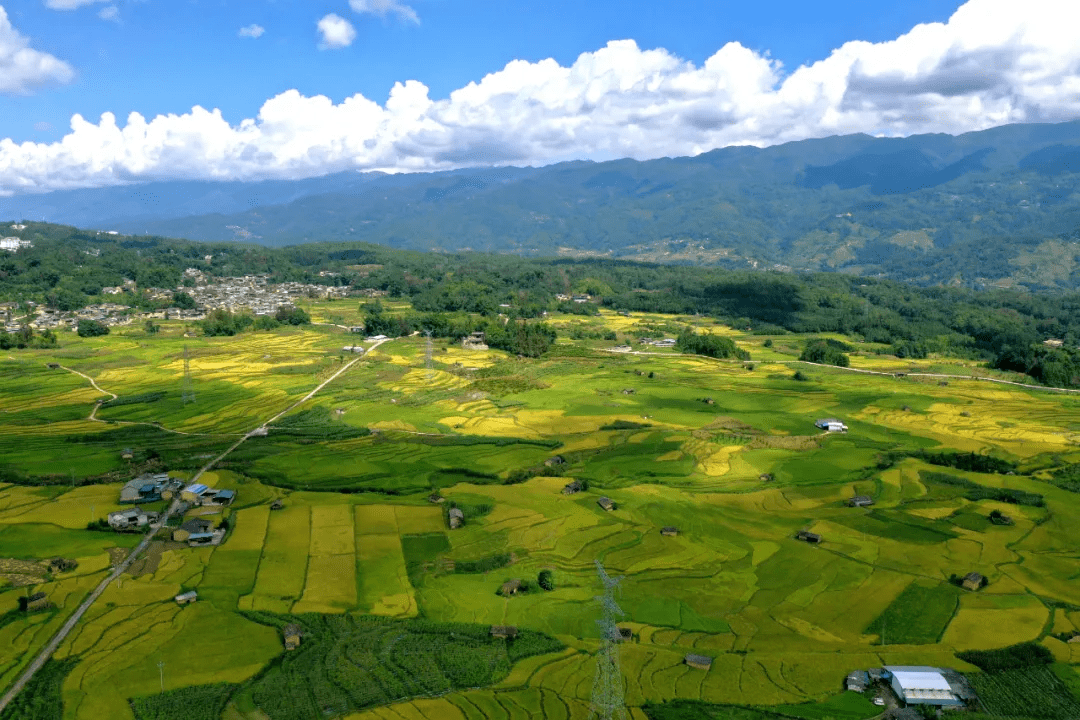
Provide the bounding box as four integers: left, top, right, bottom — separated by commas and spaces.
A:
5, 120, 1080, 289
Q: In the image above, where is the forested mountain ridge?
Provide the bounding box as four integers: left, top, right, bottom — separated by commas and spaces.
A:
2, 120, 1080, 290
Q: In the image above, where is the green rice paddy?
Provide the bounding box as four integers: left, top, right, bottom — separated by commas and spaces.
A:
0, 307, 1078, 718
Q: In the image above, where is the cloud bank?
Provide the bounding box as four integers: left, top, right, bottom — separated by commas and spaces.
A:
3, 0, 1080, 194
239, 23, 265, 39
350, 0, 419, 24
0, 7, 75, 95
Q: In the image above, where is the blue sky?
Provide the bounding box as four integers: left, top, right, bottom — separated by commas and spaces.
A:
4, 0, 962, 143
0, 0, 1076, 194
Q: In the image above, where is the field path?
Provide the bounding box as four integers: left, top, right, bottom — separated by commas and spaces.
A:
56, 363, 231, 436
0, 338, 388, 712
602, 348, 1080, 395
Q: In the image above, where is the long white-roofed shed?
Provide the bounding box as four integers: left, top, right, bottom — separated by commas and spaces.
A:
884, 666, 964, 707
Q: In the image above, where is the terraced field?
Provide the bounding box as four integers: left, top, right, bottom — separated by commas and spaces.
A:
0, 307, 1078, 718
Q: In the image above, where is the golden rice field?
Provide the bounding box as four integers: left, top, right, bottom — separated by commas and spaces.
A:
0, 306, 1079, 718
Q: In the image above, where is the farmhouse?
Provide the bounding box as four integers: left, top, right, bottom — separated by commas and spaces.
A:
490, 625, 518, 639
501, 579, 523, 596
187, 532, 217, 546
962, 572, 985, 591
616, 627, 633, 642
848, 495, 874, 508
845, 670, 870, 692
119, 473, 177, 503
283, 624, 303, 650
427, 492, 444, 504
342, 345, 365, 354
23, 592, 48, 611
180, 483, 211, 503
175, 590, 198, 605
815, 418, 848, 433
597, 497, 615, 512
270, 500, 284, 510
173, 518, 213, 542
796, 530, 822, 544
448, 507, 464, 529
660, 526, 679, 537
121, 448, 134, 460
462, 331, 489, 350
561, 480, 582, 495
684, 654, 713, 671
544, 455, 565, 467
883, 666, 964, 707
107, 507, 159, 530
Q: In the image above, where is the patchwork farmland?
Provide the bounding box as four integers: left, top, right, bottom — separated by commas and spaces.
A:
0, 305, 1078, 719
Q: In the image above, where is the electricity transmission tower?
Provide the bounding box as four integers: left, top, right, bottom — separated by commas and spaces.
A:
590, 560, 628, 720
425, 331, 434, 381
181, 346, 196, 404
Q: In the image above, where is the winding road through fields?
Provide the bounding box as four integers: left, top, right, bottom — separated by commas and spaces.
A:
0, 337, 388, 713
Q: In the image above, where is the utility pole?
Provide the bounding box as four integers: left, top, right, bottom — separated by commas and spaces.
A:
157, 660, 165, 693
589, 560, 628, 720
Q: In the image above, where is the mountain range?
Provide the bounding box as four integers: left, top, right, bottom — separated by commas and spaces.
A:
4, 120, 1080, 290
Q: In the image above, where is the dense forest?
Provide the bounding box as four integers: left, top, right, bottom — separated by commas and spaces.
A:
5, 222, 1080, 386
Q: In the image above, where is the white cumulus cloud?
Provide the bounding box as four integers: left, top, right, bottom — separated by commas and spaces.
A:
350, 0, 419, 24
239, 24, 265, 39
0, 6, 75, 95
3, 0, 1080, 194
317, 13, 355, 50
98, 5, 119, 22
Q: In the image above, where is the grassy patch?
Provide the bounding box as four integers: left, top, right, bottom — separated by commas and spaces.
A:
865, 580, 960, 644
0, 658, 77, 720
969, 665, 1080, 719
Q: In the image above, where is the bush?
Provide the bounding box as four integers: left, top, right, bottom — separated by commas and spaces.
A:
537, 569, 554, 591
275, 305, 311, 325
172, 291, 197, 310
957, 641, 1054, 672
77, 319, 110, 337
792, 370, 810, 381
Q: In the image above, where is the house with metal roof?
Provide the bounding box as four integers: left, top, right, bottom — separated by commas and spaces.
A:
815, 418, 848, 432
180, 483, 210, 503
883, 666, 964, 707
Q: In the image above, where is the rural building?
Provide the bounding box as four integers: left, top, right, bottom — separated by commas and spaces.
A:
815, 418, 848, 433
209, 489, 236, 506
616, 627, 633, 642
448, 507, 464, 529
462, 331, 489, 350
760, 473, 774, 482
270, 500, 284, 510
119, 472, 177, 503
883, 666, 963, 707
597, 497, 615, 512
1044, 338, 1065, 348
175, 591, 198, 605
427, 492, 444, 504
544, 455, 565, 467
366, 334, 388, 342
796, 530, 822, 544
107, 507, 159, 530
490, 625, 518, 639
349, 326, 364, 333
180, 483, 211, 503
684, 654, 713, 671
501, 579, 523, 596
562, 480, 582, 495
173, 518, 213, 542
845, 670, 870, 692
46, 362, 60, 369
962, 572, 985, 591
24, 592, 49, 611
342, 345, 365, 354
121, 448, 134, 460
848, 495, 874, 508
283, 624, 303, 650
660, 526, 679, 537
187, 532, 217, 546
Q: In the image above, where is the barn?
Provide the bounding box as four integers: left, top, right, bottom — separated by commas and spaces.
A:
884, 666, 964, 707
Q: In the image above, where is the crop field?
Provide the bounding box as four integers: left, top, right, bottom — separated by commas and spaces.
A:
1, 307, 1079, 718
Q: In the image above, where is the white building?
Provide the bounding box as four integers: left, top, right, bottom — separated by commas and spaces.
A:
884, 666, 964, 707
815, 418, 848, 433
0, 237, 32, 252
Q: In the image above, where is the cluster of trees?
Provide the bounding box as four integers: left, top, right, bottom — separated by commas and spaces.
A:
362, 302, 555, 357
675, 328, 750, 360
799, 338, 851, 367
0, 326, 56, 349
